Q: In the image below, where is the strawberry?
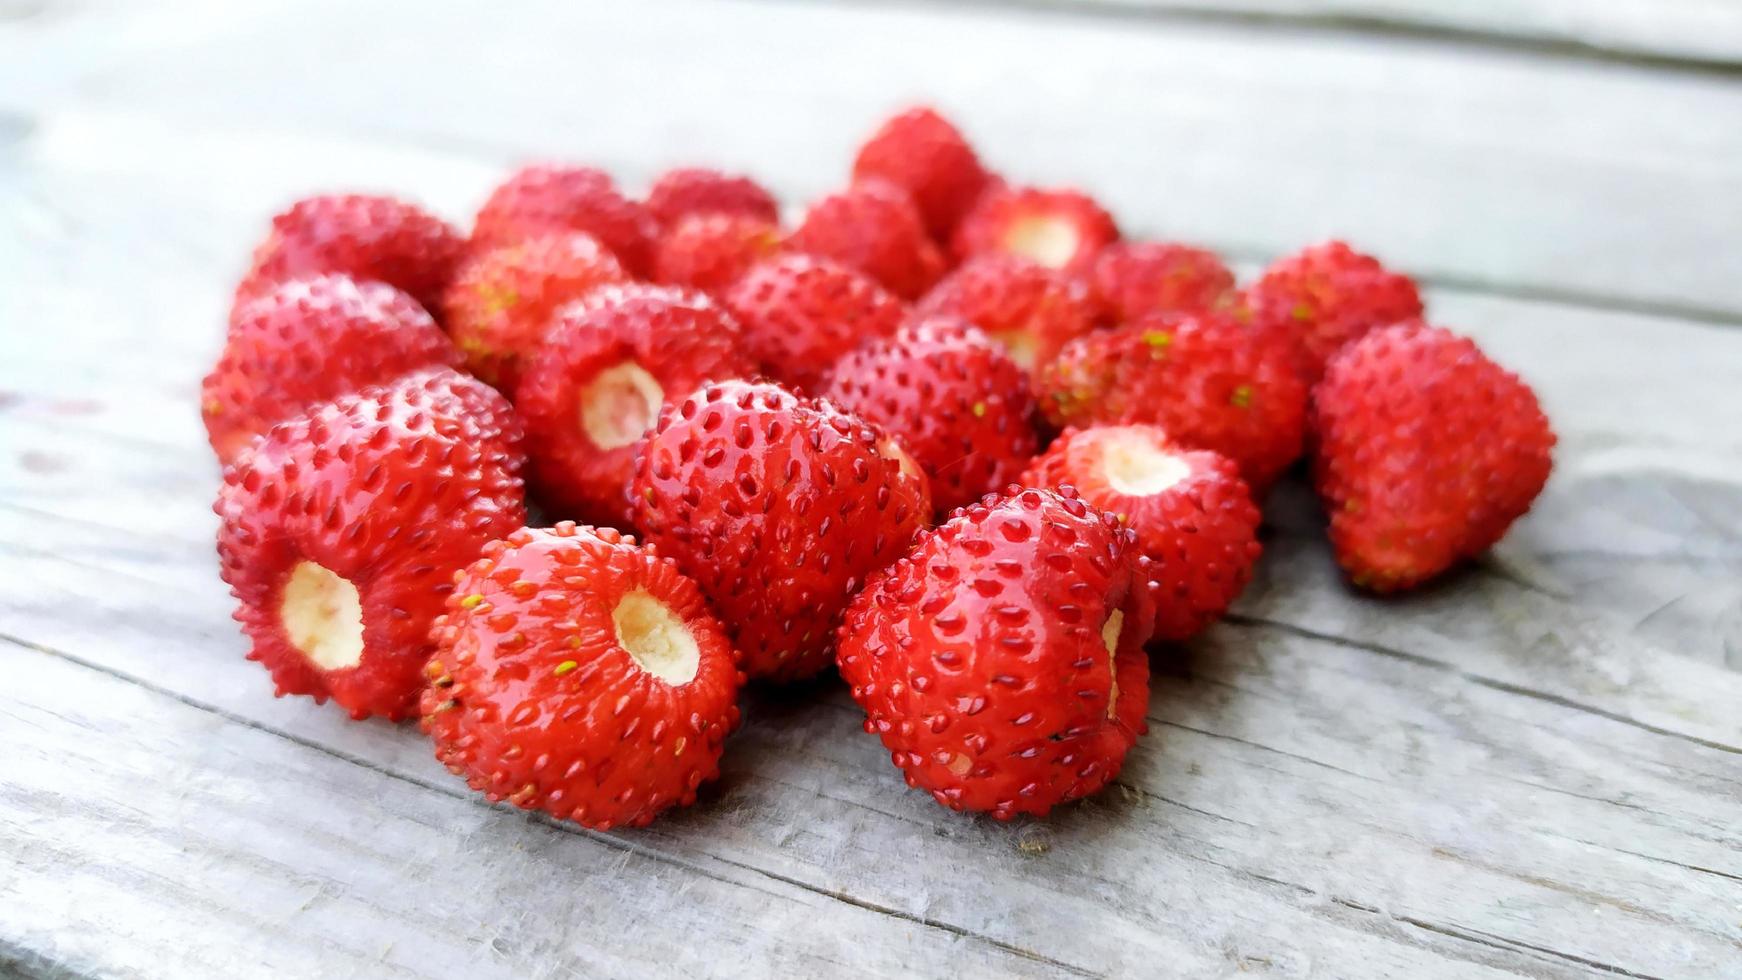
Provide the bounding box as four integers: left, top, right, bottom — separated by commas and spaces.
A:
1243, 240, 1424, 382
1022, 426, 1260, 641
836, 486, 1154, 819
952, 185, 1118, 275
914, 254, 1098, 372
1092, 242, 1235, 324
652, 212, 784, 295
215, 368, 527, 720
630, 380, 930, 681
233, 194, 464, 315
851, 106, 992, 240
644, 167, 780, 227
515, 284, 755, 526
440, 232, 628, 390
1038, 312, 1307, 491
203, 275, 459, 464
1313, 322, 1554, 592
470, 164, 658, 276
721, 254, 907, 392
421, 523, 742, 830
822, 316, 1037, 515
786, 179, 946, 300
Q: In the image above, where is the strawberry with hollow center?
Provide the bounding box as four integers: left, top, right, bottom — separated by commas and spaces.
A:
952, 185, 1118, 275
914, 254, 1098, 374
515, 284, 754, 527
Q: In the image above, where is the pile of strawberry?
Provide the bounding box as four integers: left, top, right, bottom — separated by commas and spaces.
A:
204, 107, 1554, 828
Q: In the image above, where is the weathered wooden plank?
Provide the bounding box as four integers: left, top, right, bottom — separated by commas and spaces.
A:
3, 0, 1742, 319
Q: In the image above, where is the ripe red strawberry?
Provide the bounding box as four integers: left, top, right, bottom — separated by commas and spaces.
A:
822, 317, 1037, 515
421, 523, 742, 830
215, 368, 527, 720
631, 380, 930, 681
515, 284, 755, 526
851, 106, 992, 240
952, 185, 1118, 275
786, 179, 946, 300
1039, 312, 1307, 491
652, 212, 784, 294
1092, 242, 1235, 324
644, 167, 780, 227
1243, 240, 1424, 382
203, 275, 460, 464
914, 254, 1098, 372
470, 164, 659, 276
1313, 322, 1554, 592
1022, 426, 1260, 641
233, 194, 465, 315
440, 232, 629, 391
721, 254, 907, 391
836, 486, 1154, 819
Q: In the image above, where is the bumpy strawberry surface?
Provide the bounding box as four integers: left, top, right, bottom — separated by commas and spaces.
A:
952, 185, 1117, 275
440, 232, 628, 390
822, 317, 1037, 515
914, 254, 1099, 373
652, 212, 784, 294
836, 486, 1154, 819
644, 167, 780, 227
851, 106, 992, 240
722, 254, 907, 391
203, 275, 459, 463
631, 380, 931, 681
233, 194, 465, 315
515, 284, 755, 526
1243, 240, 1424, 382
786, 179, 946, 300
1092, 242, 1235, 324
1022, 426, 1260, 641
215, 368, 527, 720
470, 164, 658, 276
1039, 312, 1307, 490
1313, 322, 1554, 592
422, 523, 742, 830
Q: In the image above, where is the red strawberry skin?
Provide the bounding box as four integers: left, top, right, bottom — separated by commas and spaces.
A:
915, 254, 1099, 373
1039, 313, 1308, 490
645, 167, 780, 227
786, 179, 946, 300
1244, 240, 1424, 382
1092, 242, 1235, 324
630, 381, 931, 681
1022, 425, 1260, 641
514, 284, 755, 526
1313, 322, 1554, 592
234, 194, 465, 315
722, 254, 907, 392
440, 232, 628, 390
470, 164, 659, 276
215, 368, 527, 720
822, 317, 1038, 515
422, 523, 743, 830
836, 486, 1154, 820
952, 185, 1118, 275
652, 212, 784, 295
204, 275, 460, 464
851, 106, 991, 240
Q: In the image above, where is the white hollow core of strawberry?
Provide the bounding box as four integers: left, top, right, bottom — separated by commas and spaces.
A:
579, 360, 665, 450
877, 436, 925, 486
279, 561, 365, 671
989, 328, 1039, 372
1101, 436, 1190, 496
613, 589, 700, 685
1004, 216, 1078, 269
1100, 608, 1124, 719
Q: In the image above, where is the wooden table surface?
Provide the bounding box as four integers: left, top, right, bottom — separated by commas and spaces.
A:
3, 2, 1741, 977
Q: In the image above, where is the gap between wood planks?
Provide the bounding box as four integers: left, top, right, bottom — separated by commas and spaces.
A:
0, 629, 1695, 980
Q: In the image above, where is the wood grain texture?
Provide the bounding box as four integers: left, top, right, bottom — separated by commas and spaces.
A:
3, 0, 1742, 321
